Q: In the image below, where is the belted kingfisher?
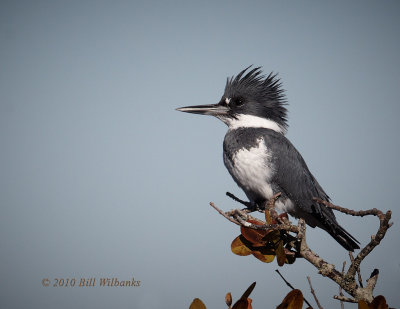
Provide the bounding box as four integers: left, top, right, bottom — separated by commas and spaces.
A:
176, 66, 359, 251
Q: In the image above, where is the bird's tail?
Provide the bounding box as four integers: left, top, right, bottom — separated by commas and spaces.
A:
324, 221, 360, 251
318, 207, 360, 251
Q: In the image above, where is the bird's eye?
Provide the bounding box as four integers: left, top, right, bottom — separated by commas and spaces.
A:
234, 97, 244, 107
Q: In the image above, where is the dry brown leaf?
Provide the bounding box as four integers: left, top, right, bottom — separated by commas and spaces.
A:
225, 292, 232, 307
276, 240, 286, 267
232, 298, 252, 309
232, 282, 256, 309
189, 298, 206, 309
370, 295, 388, 309
240, 219, 269, 245
231, 235, 252, 256
262, 230, 281, 244
251, 248, 276, 263
358, 295, 389, 309
358, 300, 370, 309
240, 282, 256, 300
277, 289, 304, 309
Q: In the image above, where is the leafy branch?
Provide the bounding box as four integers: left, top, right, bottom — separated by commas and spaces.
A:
209, 192, 393, 305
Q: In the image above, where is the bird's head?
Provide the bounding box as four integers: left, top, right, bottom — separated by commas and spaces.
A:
176, 66, 288, 134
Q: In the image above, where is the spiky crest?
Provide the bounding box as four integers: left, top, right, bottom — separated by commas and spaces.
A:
223, 66, 288, 131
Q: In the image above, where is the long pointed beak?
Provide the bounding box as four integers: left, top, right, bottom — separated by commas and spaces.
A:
176, 103, 229, 116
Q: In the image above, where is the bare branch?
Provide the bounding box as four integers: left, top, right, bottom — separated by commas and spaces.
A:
210, 202, 299, 233
209, 202, 241, 226
210, 195, 393, 303
349, 252, 363, 288
275, 269, 296, 290
339, 261, 346, 309
312, 198, 385, 218
333, 295, 357, 303
365, 269, 379, 296
265, 192, 281, 220
346, 210, 391, 281
313, 198, 393, 302
307, 276, 323, 309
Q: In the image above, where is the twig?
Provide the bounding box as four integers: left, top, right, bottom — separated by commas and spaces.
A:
365, 269, 379, 295
210, 202, 299, 233
296, 221, 344, 286
265, 192, 281, 220
275, 270, 313, 308
313, 197, 393, 302
312, 198, 384, 218
209, 202, 240, 226
349, 252, 363, 288
346, 210, 391, 283
338, 261, 346, 309
211, 195, 393, 303
275, 269, 296, 290
307, 276, 323, 309
333, 295, 357, 303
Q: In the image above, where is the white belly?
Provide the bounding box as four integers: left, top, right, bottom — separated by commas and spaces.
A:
225, 138, 295, 214
229, 138, 274, 200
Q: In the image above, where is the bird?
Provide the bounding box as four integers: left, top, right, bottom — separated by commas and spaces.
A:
176, 66, 359, 251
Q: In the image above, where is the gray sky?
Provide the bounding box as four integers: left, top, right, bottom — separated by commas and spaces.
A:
1, 1, 399, 308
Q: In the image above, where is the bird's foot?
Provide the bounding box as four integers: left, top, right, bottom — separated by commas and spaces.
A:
226, 192, 259, 212
226, 192, 251, 206
263, 192, 282, 222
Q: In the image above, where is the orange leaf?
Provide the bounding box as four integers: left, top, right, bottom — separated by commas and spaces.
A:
358, 300, 370, 309
240, 219, 269, 245
251, 249, 275, 263
189, 298, 206, 309
277, 289, 304, 309
265, 209, 273, 224
232, 298, 252, 309
276, 240, 286, 266
262, 230, 281, 244
232, 282, 255, 309
225, 292, 232, 307
231, 235, 252, 256
370, 295, 388, 309
240, 282, 256, 300
358, 295, 389, 309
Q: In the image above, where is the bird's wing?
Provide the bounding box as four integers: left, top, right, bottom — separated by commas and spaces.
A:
261, 129, 360, 250
261, 129, 335, 221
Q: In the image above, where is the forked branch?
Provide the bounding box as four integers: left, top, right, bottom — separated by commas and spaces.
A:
210, 194, 393, 304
